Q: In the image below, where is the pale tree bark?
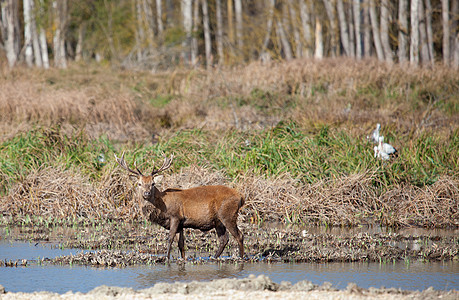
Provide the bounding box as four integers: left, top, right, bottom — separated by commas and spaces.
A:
215, 0, 224, 64
75, 23, 86, 62
425, 0, 434, 64
418, 0, 431, 65
191, 0, 199, 65
23, 0, 33, 67
0, 4, 6, 41
337, 0, 351, 56
156, 0, 163, 34
181, 0, 192, 64
441, 0, 449, 64
299, 0, 313, 58
380, 0, 393, 63
288, 0, 302, 58
143, 0, 155, 47
38, 0, 49, 69
201, 0, 212, 68
314, 18, 324, 59
398, 0, 408, 63
261, 0, 275, 56
276, 2, 293, 60
227, 0, 234, 45
453, 1, 459, 68
53, 0, 68, 68
347, 3, 355, 57
369, 0, 384, 61
323, 0, 339, 56
410, 0, 420, 66
134, 0, 145, 61
3, 0, 20, 67
363, 0, 371, 57
353, 0, 361, 59
234, 0, 243, 51
29, 0, 42, 67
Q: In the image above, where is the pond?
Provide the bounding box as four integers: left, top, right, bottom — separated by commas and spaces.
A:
0, 241, 457, 294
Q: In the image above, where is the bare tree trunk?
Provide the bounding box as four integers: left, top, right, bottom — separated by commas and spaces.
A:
75, 23, 86, 62
201, 0, 212, 68
353, 0, 361, 59
191, 0, 199, 66
347, 3, 355, 57
323, 0, 338, 56
425, 0, 434, 64
276, 19, 293, 60
452, 1, 459, 68
29, 0, 43, 67
3, 0, 20, 67
143, 0, 155, 47
227, 0, 234, 45
215, 0, 224, 64
315, 18, 324, 59
410, 0, 420, 66
363, 0, 371, 57
398, 0, 408, 63
134, 0, 145, 61
288, 0, 302, 58
38, 0, 49, 69
234, 0, 243, 52
369, 0, 384, 61
441, 0, 449, 64
156, 0, 163, 34
23, 0, 34, 67
380, 0, 393, 63
418, 0, 430, 65
53, 0, 68, 68
337, 0, 351, 56
299, 0, 313, 58
181, 0, 192, 65
261, 0, 275, 56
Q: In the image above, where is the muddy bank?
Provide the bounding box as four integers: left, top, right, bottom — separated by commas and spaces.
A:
0, 275, 457, 300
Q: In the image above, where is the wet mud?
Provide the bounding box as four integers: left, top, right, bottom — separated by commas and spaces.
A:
1, 222, 457, 267
0, 274, 457, 300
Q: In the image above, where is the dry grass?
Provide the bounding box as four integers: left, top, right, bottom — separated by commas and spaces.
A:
3, 165, 457, 227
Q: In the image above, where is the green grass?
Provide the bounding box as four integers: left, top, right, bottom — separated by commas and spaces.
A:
1, 123, 457, 196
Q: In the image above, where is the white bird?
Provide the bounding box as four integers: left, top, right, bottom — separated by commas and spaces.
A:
375, 136, 397, 160
367, 123, 381, 144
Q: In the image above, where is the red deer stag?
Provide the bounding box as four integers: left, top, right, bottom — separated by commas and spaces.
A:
115, 152, 244, 260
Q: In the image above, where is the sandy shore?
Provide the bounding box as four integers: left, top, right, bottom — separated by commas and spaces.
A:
1, 275, 457, 300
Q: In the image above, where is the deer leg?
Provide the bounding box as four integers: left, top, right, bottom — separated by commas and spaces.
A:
214, 224, 229, 258
167, 218, 180, 260
177, 229, 185, 259
221, 219, 244, 258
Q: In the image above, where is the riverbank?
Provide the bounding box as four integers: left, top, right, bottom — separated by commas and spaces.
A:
1, 275, 457, 300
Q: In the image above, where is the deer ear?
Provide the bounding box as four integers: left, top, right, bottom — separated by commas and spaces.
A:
153, 175, 164, 185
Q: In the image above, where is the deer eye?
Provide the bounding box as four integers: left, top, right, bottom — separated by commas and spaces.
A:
138, 183, 142, 187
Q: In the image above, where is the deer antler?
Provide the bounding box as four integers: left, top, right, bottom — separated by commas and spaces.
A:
151, 154, 174, 176
114, 152, 144, 176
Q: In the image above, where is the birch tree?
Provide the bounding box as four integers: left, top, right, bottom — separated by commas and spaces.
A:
369, 0, 384, 61
215, 0, 224, 64
181, 0, 192, 65
23, 0, 34, 66
234, 0, 243, 51
53, 0, 68, 68
398, 0, 408, 63
441, 0, 449, 64
353, 0, 361, 59
337, 0, 351, 56
410, 0, 420, 66
201, 0, 212, 68
380, 0, 393, 63
299, 0, 313, 58
2, 0, 20, 67
156, 0, 163, 35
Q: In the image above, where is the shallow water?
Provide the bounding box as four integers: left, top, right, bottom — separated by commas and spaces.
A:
0, 241, 457, 293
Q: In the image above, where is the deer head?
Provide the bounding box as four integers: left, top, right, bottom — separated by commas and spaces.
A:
115, 152, 174, 200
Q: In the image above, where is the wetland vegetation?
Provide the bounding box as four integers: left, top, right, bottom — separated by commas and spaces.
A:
0, 59, 458, 267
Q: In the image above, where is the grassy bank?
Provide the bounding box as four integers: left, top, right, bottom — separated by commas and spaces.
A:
0, 59, 458, 228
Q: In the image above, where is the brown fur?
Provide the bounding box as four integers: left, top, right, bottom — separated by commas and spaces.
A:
136, 175, 245, 260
